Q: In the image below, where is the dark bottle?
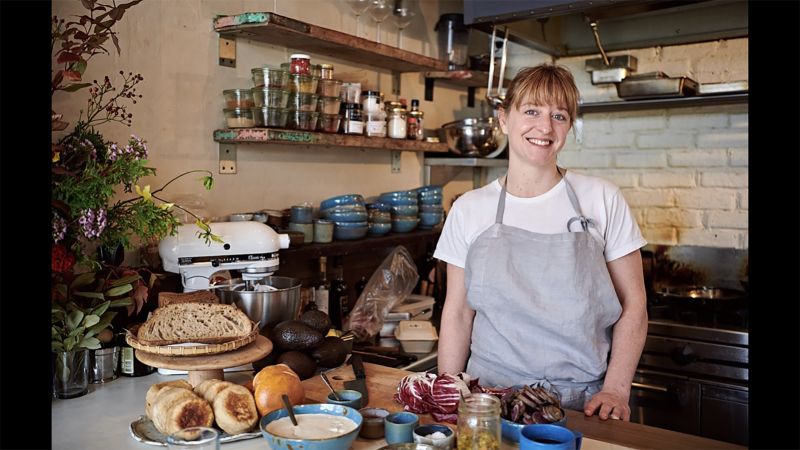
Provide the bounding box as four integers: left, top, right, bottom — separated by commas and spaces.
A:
314, 256, 330, 315
117, 327, 156, 377
355, 275, 368, 298
329, 258, 349, 330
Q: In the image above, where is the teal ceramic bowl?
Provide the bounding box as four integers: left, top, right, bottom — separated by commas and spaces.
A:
260, 403, 363, 450
320, 194, 365, 211
501, 414, 567, 444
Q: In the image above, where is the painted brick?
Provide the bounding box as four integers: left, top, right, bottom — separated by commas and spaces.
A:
646, 208, 703, 227
738, 191, 748, 209
700, 171, 748, 187
668, 113, 728, 130
598, 171, 639, 188
641, 172, 696, 188
637, 132, 695, 149
729, 113, 748, 128
621, 189, 673, 207
558, 151, 611, 168
669, 150, 728, 167
611, 114, 667, 132
740, 232, 748, 249
582, 132, 635, 149
581, 116, 612, 135
697, 131, 748, 148
729, 149, 748, 167
653, 60, 693, 79
641, 226, 677, 245
674, 188, 737, 209
616, 152, 667, 168
676, 228, 741, 248
707, 211, 748, 229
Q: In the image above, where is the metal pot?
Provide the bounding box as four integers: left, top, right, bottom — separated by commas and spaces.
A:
655, 286, 747, 308
438, 117, 507, 158
213, 276, 301, 330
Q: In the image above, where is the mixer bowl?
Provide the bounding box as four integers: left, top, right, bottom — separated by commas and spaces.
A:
214, 276, 301, 330
438, 117, 507, 158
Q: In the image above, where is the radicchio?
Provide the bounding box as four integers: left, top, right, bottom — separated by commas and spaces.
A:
393, 372, 480, 424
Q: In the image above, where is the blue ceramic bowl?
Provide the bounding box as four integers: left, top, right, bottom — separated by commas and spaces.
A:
320, 194, 365, 211
333, 222, 368, 240
368, 210, 392, 223
368, 221, 392, 235
390, 204, 419, 217
260, 403, 363, 450
413, 424, 455, 449
501, 414, 567, 444
414, 185, 443, 195
419, 204, 444, 213
418, 211, 443, 228
379, 196, 418, 206
322, 206, 368, 222
418, 195, 443, 205
392, 216, 419, 233
365, 202, 392, 212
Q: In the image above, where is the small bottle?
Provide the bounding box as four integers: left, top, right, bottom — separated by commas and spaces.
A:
387, 107, 408, 139
289, 53, 311, 75
457, 393, 501, 450
355, 275, 368, 298
329, 257, 349, 330
314, 256, 330, 314
117, 328, 156, 377
407, 99, 425, 141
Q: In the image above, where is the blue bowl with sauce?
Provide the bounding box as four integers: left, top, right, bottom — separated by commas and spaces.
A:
260, 403, 363, 450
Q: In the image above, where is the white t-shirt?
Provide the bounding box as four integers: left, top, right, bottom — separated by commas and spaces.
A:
434, 171, 647, 268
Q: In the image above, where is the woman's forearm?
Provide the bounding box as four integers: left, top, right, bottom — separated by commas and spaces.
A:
437, 264, 475, 375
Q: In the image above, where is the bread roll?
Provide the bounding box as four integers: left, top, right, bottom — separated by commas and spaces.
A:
253, 364, 305, 416
145, 379, 193, 418
150, 386, 214, 435
194, 379, 234, 402
212, 384, 259, 435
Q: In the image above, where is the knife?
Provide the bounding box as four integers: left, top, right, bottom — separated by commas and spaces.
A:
344, 354, 368, 406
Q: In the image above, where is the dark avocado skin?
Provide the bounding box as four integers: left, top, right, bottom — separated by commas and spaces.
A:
310, 336, 348, 368
277, 351, 318, 380
299, 309, 332, 336
271, 320, 325, 351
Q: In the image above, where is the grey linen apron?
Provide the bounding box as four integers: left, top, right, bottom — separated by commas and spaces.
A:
464, 171, 622, 410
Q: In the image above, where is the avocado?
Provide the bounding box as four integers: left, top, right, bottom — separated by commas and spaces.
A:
277, 351, 318, 380
310, 336, 348, 368
252, 350, 280, 373
299, 308, 332, 336
271, 320, 325, 352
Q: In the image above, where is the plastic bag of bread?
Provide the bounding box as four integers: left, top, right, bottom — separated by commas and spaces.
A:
253, 364, 305, 416
148, 386, 214, 435
194, 379, 259, 435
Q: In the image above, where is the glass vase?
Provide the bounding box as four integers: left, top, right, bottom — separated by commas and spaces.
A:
52, 349, 90, 399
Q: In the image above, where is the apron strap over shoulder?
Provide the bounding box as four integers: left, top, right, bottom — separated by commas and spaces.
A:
496, 175, 509, 224
562, 168, 598, 232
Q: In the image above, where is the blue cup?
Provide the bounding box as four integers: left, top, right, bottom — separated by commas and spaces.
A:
520, 424, 582, 450
326, 389, 363, 409
384, 411, 419, 444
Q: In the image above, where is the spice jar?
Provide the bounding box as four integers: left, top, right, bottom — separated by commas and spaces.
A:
342, 104, 364, 135
289, 53, 311, 75
456, 393, 501, 450
362, 90, 382, 114
364, 109, 387, 137
319, 63, 335, 80
407, 100, 424, 141
387, 107, 407, 139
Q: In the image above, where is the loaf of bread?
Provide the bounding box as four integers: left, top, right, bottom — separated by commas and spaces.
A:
158, 290, 220, 307
137, 303, 252, 346
148, 386, 214, 435
145, 379, 193, 418
194, 379, 259, 435
253, 364, 306, 416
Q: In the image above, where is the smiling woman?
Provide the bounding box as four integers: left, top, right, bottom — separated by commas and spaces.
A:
434, 63, 649, 423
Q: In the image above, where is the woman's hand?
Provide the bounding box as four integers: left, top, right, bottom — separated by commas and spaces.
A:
583, 388, 631, 421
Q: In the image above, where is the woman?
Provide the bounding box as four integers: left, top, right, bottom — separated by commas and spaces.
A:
435, 64, 648, 421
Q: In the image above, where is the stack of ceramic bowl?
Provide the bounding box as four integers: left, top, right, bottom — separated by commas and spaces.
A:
288, 203, 314, 244
366, 202, 392, 235
249, 67, 290, 128
320, 194, 368, 240
414, 185, 444, 229
378, 190, 419, 233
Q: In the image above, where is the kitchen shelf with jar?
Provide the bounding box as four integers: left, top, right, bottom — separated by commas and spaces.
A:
213, 127, 448, 153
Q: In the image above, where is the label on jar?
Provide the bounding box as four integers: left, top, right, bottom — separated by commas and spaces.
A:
345, 119, 364, 135
366, 120, 387, 137
120, 347, 135, 374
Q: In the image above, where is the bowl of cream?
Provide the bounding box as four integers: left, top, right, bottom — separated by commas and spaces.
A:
260, 403, 363, 450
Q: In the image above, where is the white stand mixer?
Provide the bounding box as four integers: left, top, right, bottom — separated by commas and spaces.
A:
159, 221, 291, 292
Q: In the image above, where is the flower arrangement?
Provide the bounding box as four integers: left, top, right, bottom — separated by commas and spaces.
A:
51, 0, 219, 352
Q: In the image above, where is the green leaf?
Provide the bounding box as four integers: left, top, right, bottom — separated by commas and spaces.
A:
62, 82, 92, 92
52, 341, 65, 352
66, 309, 85, 330
105, 284, 133, 297
110, 274, 141, 287
73, 291, 105, 300
91, 301, 110, 317
78, 336, 101, 350
64, 337, 75, 352
82, 314, 100, 328
202, 175, 214, 190
67, 326, 85, 338
86, 312, 116, 337
108, 297, 133, 308
68, 59, 88, 75
71, 272, 96, 289
52, 326, 60, 340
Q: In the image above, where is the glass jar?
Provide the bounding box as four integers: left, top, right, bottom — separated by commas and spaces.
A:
362, 90, 382, 114
319, 63, 334, 80
387, 107, 407, 139
343, 104, 364, 135
364, 109, 387, 137
407, 110, 424, 140
289, 53, 311, 75
456, 393, 501, 450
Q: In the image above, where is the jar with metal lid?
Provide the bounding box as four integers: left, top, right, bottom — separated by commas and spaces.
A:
342, 104, 364, 135
289, 53, 311, 75
387, 107, 407, 139
364, 109, 387, 137
407, 110, 424, 140
362, 90, 382, 114
319, 63, 334, 80
456, 393, 501, 450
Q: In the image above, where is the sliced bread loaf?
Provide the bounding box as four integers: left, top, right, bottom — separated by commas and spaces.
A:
138, 303, 253, 346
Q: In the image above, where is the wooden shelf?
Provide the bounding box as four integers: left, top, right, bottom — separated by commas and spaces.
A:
423, 70, 511, 106
214, 12, 447, 73
424, 157, 508, 168
578, 93, 748, 114
213, 128, 448, 153
279, 228, 441, 260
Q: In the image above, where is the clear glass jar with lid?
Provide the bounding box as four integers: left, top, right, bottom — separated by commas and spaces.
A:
319, 63, 335, 80
364, 109, 387, 137
362, 90, 382, 114
289, 53, 311, 75
456, 393, 501, 450
387, 107, 408, 139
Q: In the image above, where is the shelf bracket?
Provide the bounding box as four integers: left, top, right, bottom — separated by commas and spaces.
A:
424, 78, 434, 102
391, 71, 401, 96
391, 151, 401, 173
218, 36, 236, 67
219, 143, 237, 174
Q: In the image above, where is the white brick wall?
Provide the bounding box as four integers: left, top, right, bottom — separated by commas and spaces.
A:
557, 38, 749, 249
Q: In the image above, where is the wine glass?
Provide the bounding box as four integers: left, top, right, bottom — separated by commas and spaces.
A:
392, 4, 416, 48
367, 0, 392, 44
345, 0, 371, 37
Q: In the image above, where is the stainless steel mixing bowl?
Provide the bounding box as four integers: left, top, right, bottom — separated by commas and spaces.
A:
213, 276, 301, 330
438, 117, 507, 158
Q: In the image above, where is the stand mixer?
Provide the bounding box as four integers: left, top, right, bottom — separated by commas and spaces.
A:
159, 221, 291, 292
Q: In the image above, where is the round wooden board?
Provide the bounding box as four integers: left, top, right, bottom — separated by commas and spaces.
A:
135, 334, 272, 371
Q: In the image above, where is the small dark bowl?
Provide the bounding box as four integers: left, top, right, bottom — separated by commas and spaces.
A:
391, 216, 419, 233
368, 222, 392, 235
418, 211, 443, 228
333, 222, 368, 240
390, 204, 419, 217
